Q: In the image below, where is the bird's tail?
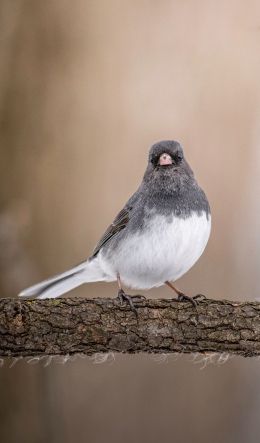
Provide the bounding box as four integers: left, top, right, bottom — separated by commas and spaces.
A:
18, 258, 106, 299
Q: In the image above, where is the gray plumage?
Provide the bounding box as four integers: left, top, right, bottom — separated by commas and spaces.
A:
18, 140, 211, 299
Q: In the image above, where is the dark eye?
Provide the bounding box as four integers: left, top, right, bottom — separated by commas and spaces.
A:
174, 153, 183, 163
151, 154, 159, 165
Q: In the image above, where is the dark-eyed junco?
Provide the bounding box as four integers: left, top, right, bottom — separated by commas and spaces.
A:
19, 140, 211, 309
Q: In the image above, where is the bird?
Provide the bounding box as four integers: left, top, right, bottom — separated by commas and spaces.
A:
18, 140, 211, 310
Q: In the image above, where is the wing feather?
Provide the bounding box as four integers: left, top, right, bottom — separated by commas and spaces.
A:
91, 206, 132, 257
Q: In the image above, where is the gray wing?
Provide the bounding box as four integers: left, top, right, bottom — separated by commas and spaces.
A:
91, 206, 132, 258
92, 186, 142, 257
91, 185, 143, 258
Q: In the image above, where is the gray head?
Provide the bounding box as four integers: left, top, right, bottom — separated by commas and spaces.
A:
141, 140, 210, 218
144, 140, 194, 183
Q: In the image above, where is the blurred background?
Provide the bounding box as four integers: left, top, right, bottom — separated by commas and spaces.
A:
1, 1, 260, 442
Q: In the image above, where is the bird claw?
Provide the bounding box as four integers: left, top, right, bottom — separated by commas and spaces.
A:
131, 294, 146, 302
117, 290, 145, 315
193, 293, 207, 301
177, 292, 207, 307
177, 293, 198, 307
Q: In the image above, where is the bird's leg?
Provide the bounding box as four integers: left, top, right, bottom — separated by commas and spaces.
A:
165, 281, 205, 307
117, 274, 145, 314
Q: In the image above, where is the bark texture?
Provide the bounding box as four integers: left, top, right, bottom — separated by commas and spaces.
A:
0, 297, 260, 358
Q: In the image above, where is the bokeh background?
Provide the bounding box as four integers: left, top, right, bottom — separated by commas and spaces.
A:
1, 1, 260, 442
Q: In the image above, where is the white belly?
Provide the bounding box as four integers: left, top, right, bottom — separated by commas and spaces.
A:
98, 212, 211, 289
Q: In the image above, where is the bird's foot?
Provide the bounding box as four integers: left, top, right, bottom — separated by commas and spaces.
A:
193, 293, 207, 301
117, 289, 145, 314
177, 292, 204, 307
131, 294, 146, 302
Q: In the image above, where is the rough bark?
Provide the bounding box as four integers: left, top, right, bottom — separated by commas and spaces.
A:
0, 297, 260, 358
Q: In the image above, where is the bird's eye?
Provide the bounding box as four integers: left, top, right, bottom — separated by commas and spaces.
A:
151, 154, 159, 165
175, 153, 183, 163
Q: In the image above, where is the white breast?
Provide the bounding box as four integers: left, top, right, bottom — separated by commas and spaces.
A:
98, 211, 211, 290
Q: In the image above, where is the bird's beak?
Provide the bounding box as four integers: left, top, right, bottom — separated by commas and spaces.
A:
159, 153, 173, 166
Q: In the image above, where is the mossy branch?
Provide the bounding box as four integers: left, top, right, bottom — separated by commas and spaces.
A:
0, 297, 259, 358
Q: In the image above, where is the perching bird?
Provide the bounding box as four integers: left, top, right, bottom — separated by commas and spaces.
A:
18, 140, 211, 309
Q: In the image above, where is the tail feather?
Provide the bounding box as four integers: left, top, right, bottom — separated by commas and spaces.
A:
36, 272, 86, 299
18, 258, 108, 299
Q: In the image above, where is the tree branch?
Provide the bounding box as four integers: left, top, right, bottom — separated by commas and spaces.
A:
0, 297, 260, 358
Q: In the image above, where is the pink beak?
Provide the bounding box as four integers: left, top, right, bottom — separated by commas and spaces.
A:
159, 153, 173, 166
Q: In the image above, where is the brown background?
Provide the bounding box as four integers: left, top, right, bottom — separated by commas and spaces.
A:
1, 1, 260, 442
